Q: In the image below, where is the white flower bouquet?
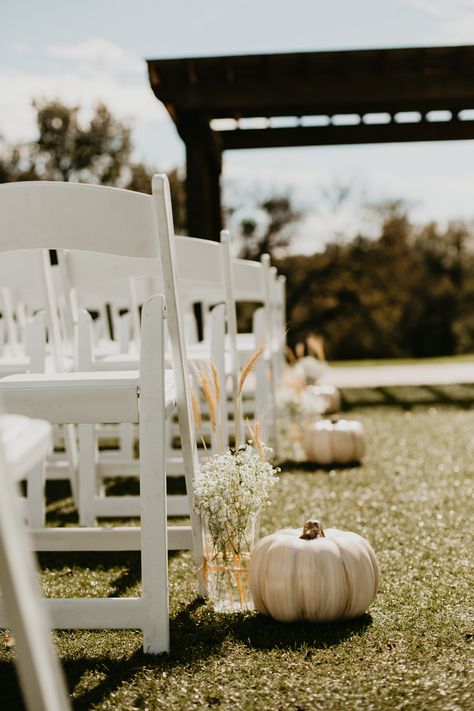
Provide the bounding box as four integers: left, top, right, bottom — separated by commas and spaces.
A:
194, 442, 278, 558
192, 350, 279, 611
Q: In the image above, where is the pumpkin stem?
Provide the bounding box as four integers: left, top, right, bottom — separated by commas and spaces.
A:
300, 519, 325, 540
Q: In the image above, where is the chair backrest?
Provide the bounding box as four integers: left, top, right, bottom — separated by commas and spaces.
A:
231, 258, 267, 303
61, 236, 227, 309
0, 182, 159, 258
230, 253, 274, 346
60, 234, 229, 357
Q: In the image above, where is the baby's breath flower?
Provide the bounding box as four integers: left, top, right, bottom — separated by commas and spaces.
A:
194, 444, 279, 557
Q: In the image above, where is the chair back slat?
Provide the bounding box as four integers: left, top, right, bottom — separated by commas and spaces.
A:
232, 259, 266, 302
0, 182, 158, 258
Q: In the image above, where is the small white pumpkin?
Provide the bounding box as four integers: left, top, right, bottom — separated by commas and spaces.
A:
249, 520, 379, 622
303, 417, 366, 464
303, 384, 341, 415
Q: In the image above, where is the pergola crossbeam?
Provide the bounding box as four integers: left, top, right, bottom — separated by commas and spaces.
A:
219, 118, 474, 150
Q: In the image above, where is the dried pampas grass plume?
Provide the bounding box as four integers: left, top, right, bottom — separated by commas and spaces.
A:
199, 366, 217, 451
285, 345, 297, 364
306, 334, 326, 362
248, 420, 264, 460
210, 360, 224, 452
191, 382, 209, 457
238, 345, 265, 400
295, 342, 305, 360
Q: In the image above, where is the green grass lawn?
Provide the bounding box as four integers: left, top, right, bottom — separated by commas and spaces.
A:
1, 396, 473, 710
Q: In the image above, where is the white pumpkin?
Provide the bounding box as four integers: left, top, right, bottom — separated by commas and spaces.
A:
303, 384, 341, 415
303, 418, 365, 464
249, 520, 379, 622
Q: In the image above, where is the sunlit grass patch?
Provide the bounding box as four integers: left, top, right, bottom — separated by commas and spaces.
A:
0, 402, 472, 710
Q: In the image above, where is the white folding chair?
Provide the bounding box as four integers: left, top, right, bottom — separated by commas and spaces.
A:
0, 413, 71, 711
54, 237, 234, 523
0, 176, 205, 653
0, 249, 78, 517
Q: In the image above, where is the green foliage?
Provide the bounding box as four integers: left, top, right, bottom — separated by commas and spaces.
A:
277, 203, 474, 359
0, 99, 187, 231
235, 194, 302, 260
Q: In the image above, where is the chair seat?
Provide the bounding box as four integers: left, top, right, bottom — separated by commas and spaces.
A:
0, 357, 31, 376
95, 343, 234, 373
0, 415, 52, 483
0, 353, 75, 376
0, 370, 176, 424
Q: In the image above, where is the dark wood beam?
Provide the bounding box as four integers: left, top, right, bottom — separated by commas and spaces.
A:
147, 45, 474, 119
219, 119, 474, 150
148, 82, 474, 119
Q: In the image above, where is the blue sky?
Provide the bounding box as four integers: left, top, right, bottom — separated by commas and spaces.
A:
2, 1, 474, 251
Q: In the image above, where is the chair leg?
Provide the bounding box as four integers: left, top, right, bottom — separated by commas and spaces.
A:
63, 424, 79, 502
119, 423, 135, 461
78, 424, 98, 527
139, 294, 169, 654
26, 461, 45, 528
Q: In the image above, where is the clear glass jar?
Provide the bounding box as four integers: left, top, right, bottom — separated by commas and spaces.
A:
202, 513, 258, 612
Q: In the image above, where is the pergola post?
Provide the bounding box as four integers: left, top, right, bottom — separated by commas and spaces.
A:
177, 111, 223, 241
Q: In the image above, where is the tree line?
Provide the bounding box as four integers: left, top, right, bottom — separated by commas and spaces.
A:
275, 203, 474, 360
2, 99, 473, 360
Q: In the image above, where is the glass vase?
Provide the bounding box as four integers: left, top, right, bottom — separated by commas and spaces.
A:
202, 513, 258, 612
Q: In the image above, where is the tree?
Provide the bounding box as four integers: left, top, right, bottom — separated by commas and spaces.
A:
276, 200, 474, 360
231, 194, 302, 260
0, 99, 187, 231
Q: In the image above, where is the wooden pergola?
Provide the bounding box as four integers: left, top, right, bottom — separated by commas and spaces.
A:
147, 45, 474, 240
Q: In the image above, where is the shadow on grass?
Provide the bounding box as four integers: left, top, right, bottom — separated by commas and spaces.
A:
341, 382, 474, 411
0, 600, 373, 710
279, 459, 363, 473
214, 609, 373, 651
0, 661, 25, 711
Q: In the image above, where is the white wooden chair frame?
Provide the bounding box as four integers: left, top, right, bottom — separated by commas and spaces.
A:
220, 238, 280, 453
0, 176, 206, 653
0, 414, 71, 711
0, 249, 79, 514
56, 238, 234, 523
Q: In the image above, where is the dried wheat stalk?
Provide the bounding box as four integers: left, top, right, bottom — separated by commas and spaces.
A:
295, 342, 305, 360
199, 366, 218, 453
190, 383, 209, 457
235, 345, 265, 447
248, 419, 264, 460
210, 360, 224, 452
306, 334, 326, 362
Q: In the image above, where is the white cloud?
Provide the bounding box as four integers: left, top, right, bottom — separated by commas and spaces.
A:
403, 0, 474, 42
404, 0, 474, 16
46, 36, 143, 76
0, 38, 168, 146
13, 42, 29, 54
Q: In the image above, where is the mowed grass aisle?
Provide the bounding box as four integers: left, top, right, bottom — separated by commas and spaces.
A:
1, 399, 473, 710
